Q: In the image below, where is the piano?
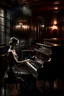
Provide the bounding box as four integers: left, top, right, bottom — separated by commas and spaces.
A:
22, 39, 64, 95
25, 43, 52, 79
14, 39, 63, 81
13, 42, 53, 95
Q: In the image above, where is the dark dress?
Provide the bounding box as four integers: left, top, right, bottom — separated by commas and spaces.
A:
7, 51, 17, 83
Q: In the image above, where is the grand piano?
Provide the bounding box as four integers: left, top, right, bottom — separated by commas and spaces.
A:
14, 42, 52, 78
23, 38, 64, 95
13, 42, 53, 95
14, 38, 64, 81
14, 38, 64, 94
25, 43, 52, 79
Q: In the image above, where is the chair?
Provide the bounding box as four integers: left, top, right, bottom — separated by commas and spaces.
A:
4, 71, 24, 96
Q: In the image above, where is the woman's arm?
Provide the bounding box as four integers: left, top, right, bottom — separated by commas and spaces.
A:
11, 50, 31, 64
14, 55, 31, 64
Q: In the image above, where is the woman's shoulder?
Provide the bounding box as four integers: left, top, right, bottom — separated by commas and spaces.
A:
7, 49, 13, 56
8, 49, 17, 57
8, 48, 12, 52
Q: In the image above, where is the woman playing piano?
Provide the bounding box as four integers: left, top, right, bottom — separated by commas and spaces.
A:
6, 37, 37, 96
7, 37, 31, 81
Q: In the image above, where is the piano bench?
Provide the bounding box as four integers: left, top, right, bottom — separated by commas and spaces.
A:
4, 74, 24, 96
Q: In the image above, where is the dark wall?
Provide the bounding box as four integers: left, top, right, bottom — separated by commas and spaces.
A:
10, 1, 64, 43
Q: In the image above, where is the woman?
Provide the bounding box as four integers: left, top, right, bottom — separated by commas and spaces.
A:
7, 37, 31, 81
8, 37, 31, 64
6, 37, 36, 96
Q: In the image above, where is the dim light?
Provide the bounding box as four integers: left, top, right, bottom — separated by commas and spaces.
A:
52, 25, 58, 30
15, 25, 21, 28
40, 24, 45, 28
54, 7, 58, 10
54, 1, 60, 4
53, 20, 57, 25
19, 22, 22, 25
49, 25, 58, 30
22, 25, 29, 29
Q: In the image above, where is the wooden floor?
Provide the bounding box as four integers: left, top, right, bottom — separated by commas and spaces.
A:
1, 84, 18, 96
1, 80, 64, 96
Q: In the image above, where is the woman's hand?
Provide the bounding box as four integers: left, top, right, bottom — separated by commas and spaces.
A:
18, 59, 32, 64
25, 59, 32, 63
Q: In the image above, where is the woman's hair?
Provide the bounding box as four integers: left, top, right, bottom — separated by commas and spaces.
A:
9, 37, 19, 46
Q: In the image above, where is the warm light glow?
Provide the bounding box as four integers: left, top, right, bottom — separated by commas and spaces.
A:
34, 26, 36, 31
54, 81, 57, 88
54, 7, 58, 10
49, 25, 58, 30
54, 1, 60, 4
40, 25, 45, 28
53, 20, 57, 25
52, 38, 58, 40
53, 44, 58, 46
22, 25, 29, 29
15, 25, 21, 28
52, 25, 58, 30
19, 22, 22, 25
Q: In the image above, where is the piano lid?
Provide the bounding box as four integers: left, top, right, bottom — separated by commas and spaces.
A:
43, 38, 61, 46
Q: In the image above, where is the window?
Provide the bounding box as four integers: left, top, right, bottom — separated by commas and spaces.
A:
0, 8, 10, 45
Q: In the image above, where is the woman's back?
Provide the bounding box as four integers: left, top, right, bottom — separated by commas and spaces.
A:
7, 51, 15, 70
7, 50, 17, 82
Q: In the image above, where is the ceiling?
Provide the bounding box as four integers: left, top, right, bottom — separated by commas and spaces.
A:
0, 0, 64, 14
0, 0, 64, 17
10, 0, 64, 15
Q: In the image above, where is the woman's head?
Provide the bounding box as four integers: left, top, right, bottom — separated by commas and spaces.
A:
9, 37, 19, 47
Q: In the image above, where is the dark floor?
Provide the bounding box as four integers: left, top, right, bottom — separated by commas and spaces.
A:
1, 80, 64, 96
